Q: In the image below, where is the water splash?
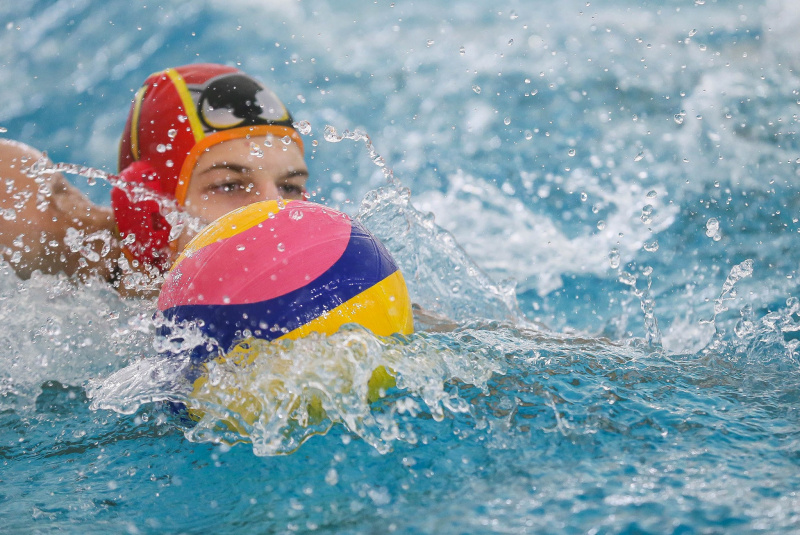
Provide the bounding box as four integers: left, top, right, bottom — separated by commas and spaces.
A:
88, 327, 502, 456
617, 267, 662, 348
64, 228, 113, 263
37, 161, 111, 186
358, 186, 523, 324
322, 125, 395, 184
713, 259, 754, 319
693, 259, 755, 355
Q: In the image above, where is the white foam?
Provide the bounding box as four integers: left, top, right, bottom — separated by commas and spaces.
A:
414, 171, 677, 296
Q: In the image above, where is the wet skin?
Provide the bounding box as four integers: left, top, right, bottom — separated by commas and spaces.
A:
0, 139, 118, 282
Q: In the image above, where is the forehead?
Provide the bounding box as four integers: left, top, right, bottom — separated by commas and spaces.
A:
195, 136, 304, 165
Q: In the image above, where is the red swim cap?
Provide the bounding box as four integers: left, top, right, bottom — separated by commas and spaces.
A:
118, 63, 303, 205
113, 63, 304, 271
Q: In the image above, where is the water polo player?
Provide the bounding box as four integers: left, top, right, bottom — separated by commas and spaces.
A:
0, 63, 308, 296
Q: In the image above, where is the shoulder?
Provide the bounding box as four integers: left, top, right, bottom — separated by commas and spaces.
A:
0, 139, 120, 280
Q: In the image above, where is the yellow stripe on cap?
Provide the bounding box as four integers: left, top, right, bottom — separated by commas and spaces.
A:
165, 68, 205, 144
280, 270, 414, 340
129, 85, 148, 160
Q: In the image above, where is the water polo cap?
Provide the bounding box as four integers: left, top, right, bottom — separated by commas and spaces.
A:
118, 63, 303, 204
113, 63, 304, 270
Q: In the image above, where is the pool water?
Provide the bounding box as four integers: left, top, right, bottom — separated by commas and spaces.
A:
3, 0, 800, 532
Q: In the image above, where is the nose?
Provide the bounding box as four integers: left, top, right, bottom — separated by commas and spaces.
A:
255, 180, 280, 200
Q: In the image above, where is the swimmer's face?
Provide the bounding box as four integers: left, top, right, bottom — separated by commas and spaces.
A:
183, 135, 308, 220
176, 135, 308, 253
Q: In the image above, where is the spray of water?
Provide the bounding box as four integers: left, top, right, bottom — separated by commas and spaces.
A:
322, 124, 396, 184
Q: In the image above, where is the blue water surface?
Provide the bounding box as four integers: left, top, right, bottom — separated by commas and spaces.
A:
2, 0, 800, 532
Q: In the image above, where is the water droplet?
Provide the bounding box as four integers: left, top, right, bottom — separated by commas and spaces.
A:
524, 131, 533, 140
568, 148, 576, 157
646, 189, 658, 199
223, 296, 231, 304
165, 160, 174, 168
643, 240, 659, 252
674, 112, 686, 124
580, 192, 588, 202
167, 129, 178, 139
289, 209, 304, 221
634, 151, 645, 162
508, 39, 514, 46
323, 125, 343, 143
0, 126, 7, 133
294, 120, 312, 135
597, 220, 606, 230
281, 135, 293, 146
472, 85, 482, 94
459, 46, 466, 55
177, 115, 188, 123
705, 217, 720, 237
156, 144, 167, 153
250, 142, 264, 157
426, 40, 435, 47
504, 117, 511, 126
236, 244, 246, 251
510, 11, 518, 20
608, 248, 620, 269
641, 204, 654, 224
277, 242, 285, 252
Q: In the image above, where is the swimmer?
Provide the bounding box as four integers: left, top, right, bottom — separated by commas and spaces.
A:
0, 63, 308, 297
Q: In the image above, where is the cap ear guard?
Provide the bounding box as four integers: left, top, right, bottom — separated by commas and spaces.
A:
110, 161, 174, 271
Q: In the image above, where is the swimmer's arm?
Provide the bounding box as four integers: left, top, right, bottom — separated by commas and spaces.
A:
412, 304, 460, 332
0, 139, 120, 281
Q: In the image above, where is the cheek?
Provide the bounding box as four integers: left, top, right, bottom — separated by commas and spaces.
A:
182, 195, 214, 223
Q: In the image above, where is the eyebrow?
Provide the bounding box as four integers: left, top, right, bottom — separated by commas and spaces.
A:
197, 163, 309, 181
280, 169, 310, 181
197, 162, 250, 176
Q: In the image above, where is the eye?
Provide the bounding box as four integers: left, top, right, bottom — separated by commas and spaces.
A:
208, 180, 247, 194
279, 183, 305, 198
